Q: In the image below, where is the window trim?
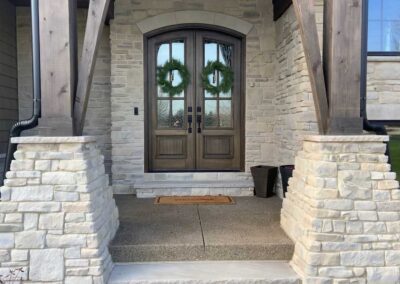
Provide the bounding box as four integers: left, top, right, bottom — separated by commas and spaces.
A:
368, 51, 400, 56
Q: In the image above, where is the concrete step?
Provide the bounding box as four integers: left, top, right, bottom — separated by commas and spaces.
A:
109, 196, 294, 262
108, 261, 301, 284
109, 243, 294, 262
135, 180, 254, 198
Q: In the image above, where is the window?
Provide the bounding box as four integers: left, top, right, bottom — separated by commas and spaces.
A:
368, 0, 400, 53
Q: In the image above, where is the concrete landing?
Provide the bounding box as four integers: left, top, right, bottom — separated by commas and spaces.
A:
109, 196, 294, 262
108, 261, 301, 284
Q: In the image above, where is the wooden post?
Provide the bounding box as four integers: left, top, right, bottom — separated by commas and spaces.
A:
324, 0, 364, 134
38, 0, 77, 136
292, 0, 329, 134
73, 0, 111, 135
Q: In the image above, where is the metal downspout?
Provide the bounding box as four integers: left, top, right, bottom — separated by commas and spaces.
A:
1, 0, 41, 186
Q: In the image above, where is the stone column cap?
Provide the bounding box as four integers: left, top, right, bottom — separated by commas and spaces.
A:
11, 136, 97, 144
304, 135, 389, 142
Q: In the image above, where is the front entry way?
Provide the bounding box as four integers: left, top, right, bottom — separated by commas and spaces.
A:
147, 29, 243, 171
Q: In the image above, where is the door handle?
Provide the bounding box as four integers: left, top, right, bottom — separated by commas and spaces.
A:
188, 114, 193, 133
197, 114, 202, 133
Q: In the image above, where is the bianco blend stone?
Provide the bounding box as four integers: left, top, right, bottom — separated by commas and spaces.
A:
0, 137, 119, 283
282, 135, 400, 283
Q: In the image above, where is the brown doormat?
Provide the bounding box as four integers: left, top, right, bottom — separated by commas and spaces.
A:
154, 196, 235, 205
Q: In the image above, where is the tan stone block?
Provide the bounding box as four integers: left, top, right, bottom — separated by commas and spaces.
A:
377, 180, 399, 190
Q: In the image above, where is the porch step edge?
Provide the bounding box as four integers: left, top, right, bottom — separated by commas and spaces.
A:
135, 180, 254, 188
135, 180, 254, 198
108, 261, 301, 284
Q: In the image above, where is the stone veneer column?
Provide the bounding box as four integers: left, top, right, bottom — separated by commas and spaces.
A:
0, 136, 119, 283
281, 135, 400, 283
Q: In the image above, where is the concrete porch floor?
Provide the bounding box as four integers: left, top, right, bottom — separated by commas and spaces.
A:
109, 195, 294, 262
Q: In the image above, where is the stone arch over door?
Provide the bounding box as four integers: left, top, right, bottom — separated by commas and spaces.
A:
136, 11, 253, 35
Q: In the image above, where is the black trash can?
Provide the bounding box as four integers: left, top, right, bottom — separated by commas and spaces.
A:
279, 165, 294, 198
250, 166, 278, 198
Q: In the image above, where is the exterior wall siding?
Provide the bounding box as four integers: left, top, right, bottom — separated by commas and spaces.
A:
16, 8, 112, 176
367, 57, 400, 121
274, 5, 318, 168
0, 0, 18, 181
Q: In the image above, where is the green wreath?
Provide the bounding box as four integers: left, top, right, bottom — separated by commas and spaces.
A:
157, 59, 190, 97
201, 61, 234, 95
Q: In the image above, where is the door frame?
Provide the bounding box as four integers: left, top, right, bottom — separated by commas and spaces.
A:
143, 24, 246, 172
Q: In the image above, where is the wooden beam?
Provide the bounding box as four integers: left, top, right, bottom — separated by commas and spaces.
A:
292, 0, 329, 134
37, 0, 77, 136
73, 0, 111, 135
324, 0, 363, 134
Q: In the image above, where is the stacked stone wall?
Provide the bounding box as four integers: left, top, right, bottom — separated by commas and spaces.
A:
367, 57, 400, 121
0, 137, 119, 283
282, 135, 400, 283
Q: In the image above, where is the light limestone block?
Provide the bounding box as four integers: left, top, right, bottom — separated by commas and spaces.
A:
42, 172, 76, 185
35, 160, 51, 171
39, 213, 64, 230
0, 233, 14, 249
4, 213, 23, 223
15, 231, 45, 248
30, 249, 64, 281
11, 250, 28, 262
367, 267, 400, 284
340, 251, 384, 266
10, 160, 34, 171
55, 191, 79, 202
65, 276, 92, 284
11, 185, 53, 201
46, 234, 87, 248
18, 202, 61, 212
318, 267, 353, 278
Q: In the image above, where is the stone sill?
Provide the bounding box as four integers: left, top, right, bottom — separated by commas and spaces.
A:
135, 180, 254, 189
305, 135, 389, 142
368, 56, 400, 62
11, 136, 97, 144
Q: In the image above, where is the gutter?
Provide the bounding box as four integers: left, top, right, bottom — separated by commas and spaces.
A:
1, 0, 41, 185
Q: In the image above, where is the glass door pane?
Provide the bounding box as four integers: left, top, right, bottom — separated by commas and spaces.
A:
156, 40, 186, 128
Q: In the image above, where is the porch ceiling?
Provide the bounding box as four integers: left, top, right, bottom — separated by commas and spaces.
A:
273, 0, 292, 21
11, 0, 289, 24
9, 0, 115, 24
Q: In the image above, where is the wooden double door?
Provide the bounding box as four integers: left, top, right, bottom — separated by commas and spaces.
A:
147, 29, 243, 171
